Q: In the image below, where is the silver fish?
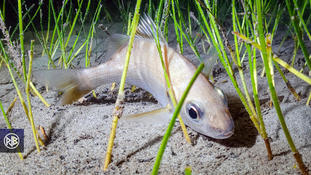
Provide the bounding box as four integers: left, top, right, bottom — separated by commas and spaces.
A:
34, 16, 234, 139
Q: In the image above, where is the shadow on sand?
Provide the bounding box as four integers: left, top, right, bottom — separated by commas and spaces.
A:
208, 94, 258, 148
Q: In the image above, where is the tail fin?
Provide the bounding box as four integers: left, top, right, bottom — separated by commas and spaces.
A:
33, 69, 92, 105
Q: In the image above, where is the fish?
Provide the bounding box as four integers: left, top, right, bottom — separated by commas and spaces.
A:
33, 15, 234, 139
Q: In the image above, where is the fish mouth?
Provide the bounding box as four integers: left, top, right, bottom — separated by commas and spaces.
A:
215, 129, 234, 139
211, 120, 234, 139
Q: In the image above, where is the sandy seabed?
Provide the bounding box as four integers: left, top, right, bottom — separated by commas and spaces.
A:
0, 23, 310, 174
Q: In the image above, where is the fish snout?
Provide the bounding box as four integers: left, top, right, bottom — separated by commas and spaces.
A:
215, 119, 234, 139
207, 109, 234, 139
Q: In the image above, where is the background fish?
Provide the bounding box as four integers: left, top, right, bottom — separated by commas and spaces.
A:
34, 15, 234, 139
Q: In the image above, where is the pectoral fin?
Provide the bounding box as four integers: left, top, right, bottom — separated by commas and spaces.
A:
122, 104, 172, 125
201, 46, 218, 77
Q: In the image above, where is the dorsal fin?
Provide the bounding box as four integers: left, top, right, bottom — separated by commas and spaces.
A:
104, 15, 166, 60
136, 14, 166, 43
105, 34, 129, 60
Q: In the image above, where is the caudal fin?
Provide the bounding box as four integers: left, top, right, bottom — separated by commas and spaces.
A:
33, 69, 92, 105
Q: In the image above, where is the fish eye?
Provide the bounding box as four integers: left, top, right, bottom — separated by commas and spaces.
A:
186, 103, 203, 120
